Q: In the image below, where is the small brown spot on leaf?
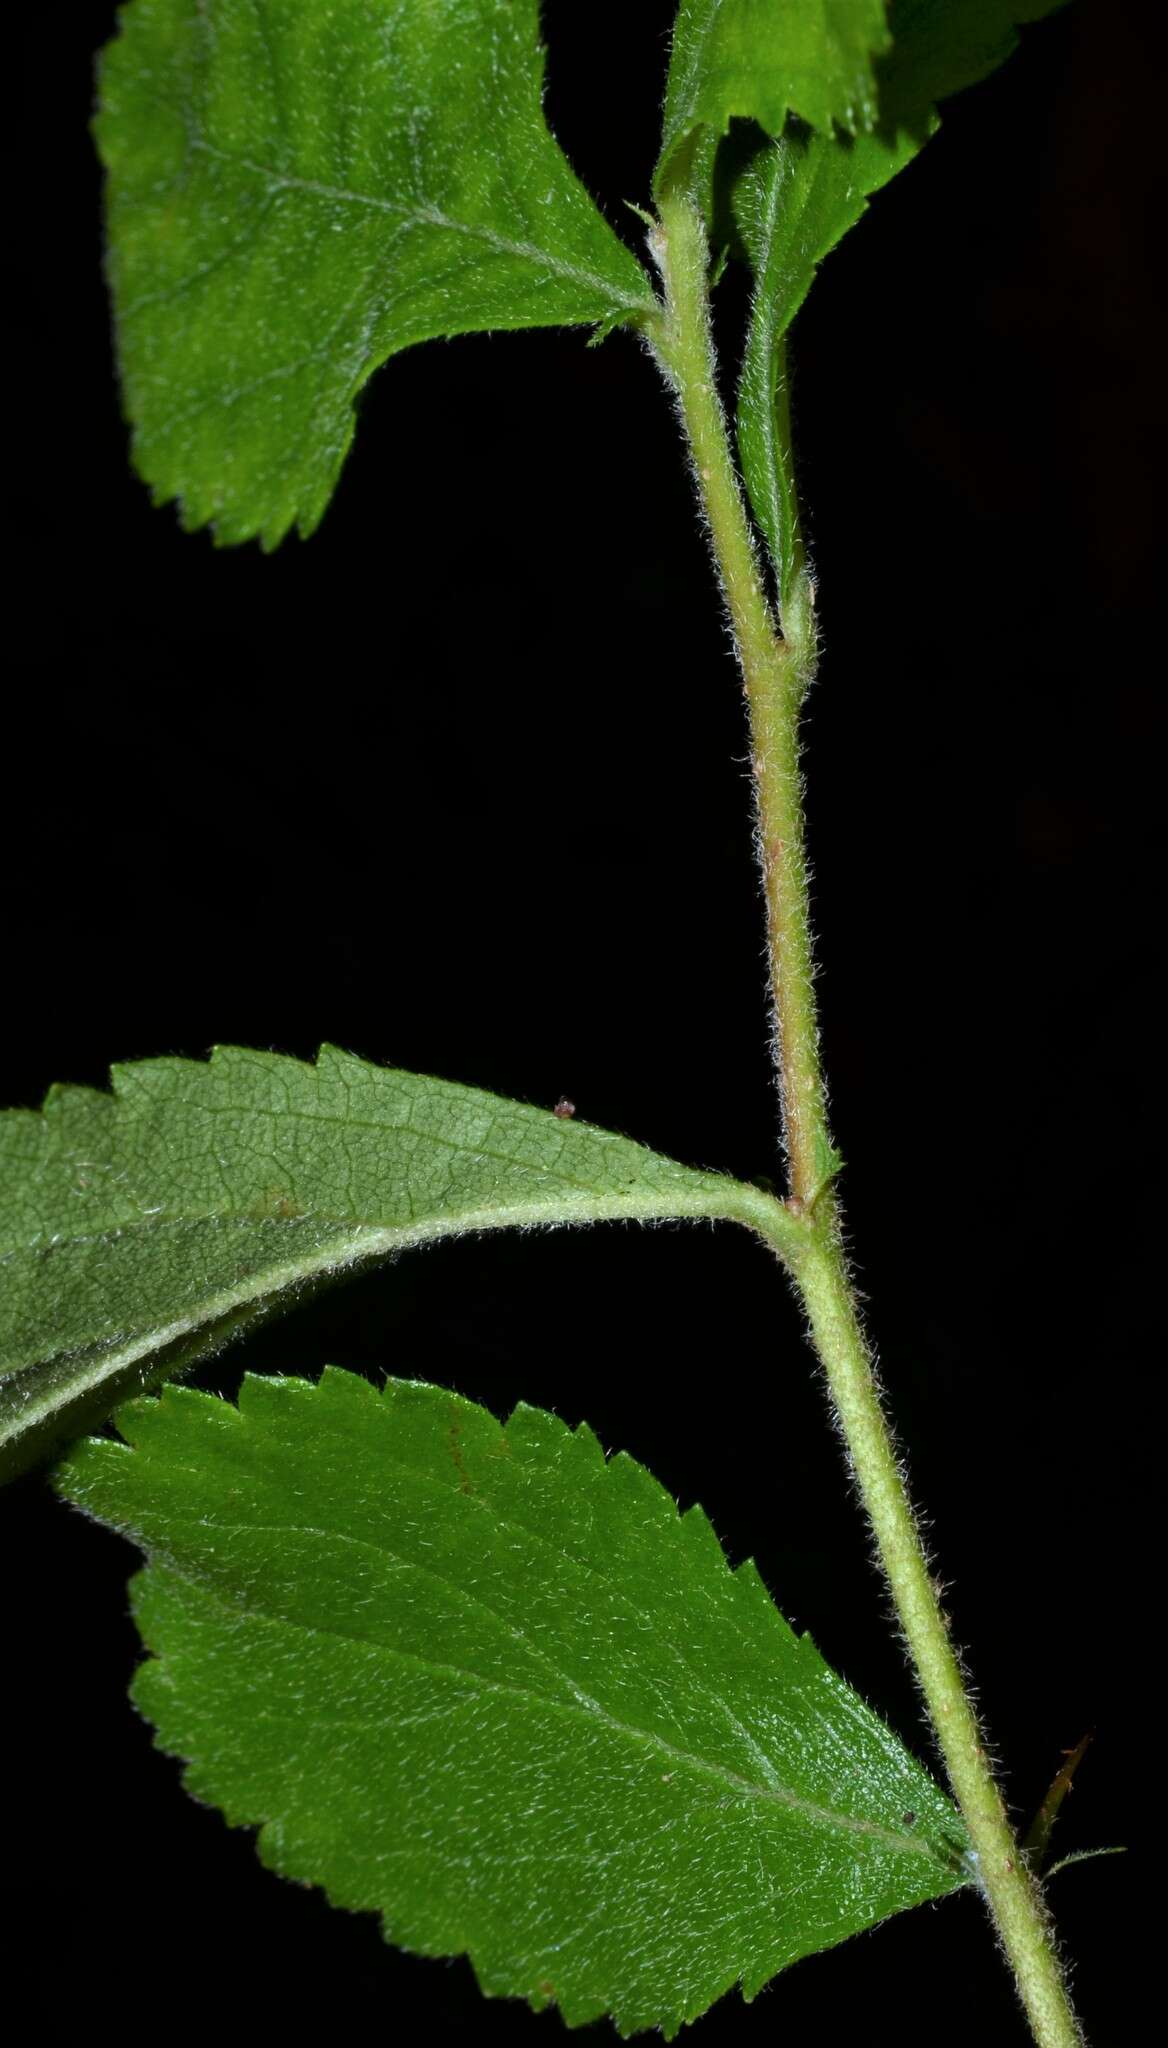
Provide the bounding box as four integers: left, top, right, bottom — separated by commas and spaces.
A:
447, 1419, 474, 1495
553, 1096, 575, 1120
250, 1187, 305, 1221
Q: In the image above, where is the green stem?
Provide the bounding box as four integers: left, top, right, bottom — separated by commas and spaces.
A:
647, 186, 1083, 2048
644, 200, 826, 1214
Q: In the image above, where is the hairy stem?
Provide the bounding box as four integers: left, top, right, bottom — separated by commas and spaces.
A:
647, 185, 1083, 2048
644, 199, 827, 1212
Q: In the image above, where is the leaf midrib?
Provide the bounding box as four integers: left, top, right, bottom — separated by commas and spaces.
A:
173, 133, 657, 316
185, 1463, 787, 1801
2, 1097, 707, 1254
741, 135, 819, 566
0, 1174, 749, 1398
670, 0, 721, 136
148, 1509, 953, 1869
0, 1228, 562, 1380
749, 132, 823, 341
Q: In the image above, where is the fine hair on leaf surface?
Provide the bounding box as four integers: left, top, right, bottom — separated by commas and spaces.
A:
0, 1042, 798, 1479
55, 1369, 971, 2036
3, 1, 1127, 2042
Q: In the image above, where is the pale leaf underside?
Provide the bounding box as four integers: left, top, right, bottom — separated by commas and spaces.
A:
55, 1370, 972, 2034
0, 1045, 784, 1477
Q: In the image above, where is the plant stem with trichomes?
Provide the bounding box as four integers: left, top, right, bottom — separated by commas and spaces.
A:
644, 184, 1083, 2048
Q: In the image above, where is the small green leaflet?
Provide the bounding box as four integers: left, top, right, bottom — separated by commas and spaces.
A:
733, 0, 1070, 604
0, 1046, 788, 1479
734, 118, 916, 606
55, 1371, 971, 2032
98, 0, 656, 547
655, 0, 891, 209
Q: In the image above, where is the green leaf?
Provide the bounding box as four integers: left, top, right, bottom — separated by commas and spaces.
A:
655, 0, 892, 209
0, 1046, 783, 1480
813, 1130, 846, 1203
871, 0, 1073, 126
734, 0, 1069, 599
99, 0, 656, 548
55, 1370, 971, 2033
734, 117, 917, 603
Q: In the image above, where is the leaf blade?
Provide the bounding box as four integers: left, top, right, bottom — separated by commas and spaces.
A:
655, 0, 892, 207
100, 0, 656, 546
734, 0, 1070, 596
734, 118, 916, 603
0, 1046, 778, 1476
55, 1370, 971, 2033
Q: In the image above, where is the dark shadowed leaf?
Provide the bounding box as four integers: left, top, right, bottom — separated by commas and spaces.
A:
734, 0, 1070, 600
655, 0, 891, 208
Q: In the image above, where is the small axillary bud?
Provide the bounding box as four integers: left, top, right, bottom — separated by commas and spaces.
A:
645, 223, 669, 274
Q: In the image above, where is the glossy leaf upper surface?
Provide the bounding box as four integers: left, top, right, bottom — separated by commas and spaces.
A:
55, 1370, 971, 2033
99, 0, 655, 546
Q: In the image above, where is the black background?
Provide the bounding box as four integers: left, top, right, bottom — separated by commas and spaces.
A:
8, 4, 1159, 2042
